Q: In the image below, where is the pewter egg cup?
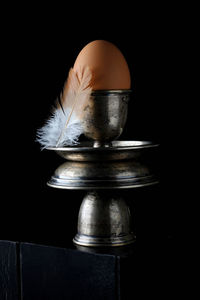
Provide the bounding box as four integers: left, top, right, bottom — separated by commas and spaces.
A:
82, 90, 131, 147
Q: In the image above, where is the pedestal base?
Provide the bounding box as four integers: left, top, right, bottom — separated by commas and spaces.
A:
73, 233, 135, 247
73, 191, 135, 247
46, 140, 158, 248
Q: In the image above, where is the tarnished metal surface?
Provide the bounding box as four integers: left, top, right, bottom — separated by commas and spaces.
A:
47, 159, 157, 189
82, 90, 130, 144
47, 140, 159, 161
73, 191, 135, 247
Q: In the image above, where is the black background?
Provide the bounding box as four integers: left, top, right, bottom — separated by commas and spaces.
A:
1, 4, 184, 248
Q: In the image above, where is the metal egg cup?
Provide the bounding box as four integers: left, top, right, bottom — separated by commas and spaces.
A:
47, 90, 159, 247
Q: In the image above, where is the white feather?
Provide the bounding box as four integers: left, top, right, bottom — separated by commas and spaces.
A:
36, 66, 92, 149
36, 107, 83, 149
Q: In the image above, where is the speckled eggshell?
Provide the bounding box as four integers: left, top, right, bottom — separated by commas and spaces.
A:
73, 40, 131, 90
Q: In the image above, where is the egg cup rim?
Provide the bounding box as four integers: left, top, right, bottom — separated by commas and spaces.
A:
91, 89, 132, 95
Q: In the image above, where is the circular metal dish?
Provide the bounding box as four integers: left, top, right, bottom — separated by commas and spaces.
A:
47, 140, 159, 161
47, 160, 158, 190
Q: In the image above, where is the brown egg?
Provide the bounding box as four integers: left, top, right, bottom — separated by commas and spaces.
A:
73, 40, 131, 90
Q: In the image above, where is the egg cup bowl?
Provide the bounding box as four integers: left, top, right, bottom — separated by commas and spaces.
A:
82, 89, 131, 147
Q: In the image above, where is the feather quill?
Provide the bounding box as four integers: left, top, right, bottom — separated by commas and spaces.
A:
36, 66, 92, 149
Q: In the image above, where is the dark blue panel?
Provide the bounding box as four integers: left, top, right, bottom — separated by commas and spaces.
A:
0, 240, 19, 300
20, 243, 117, 300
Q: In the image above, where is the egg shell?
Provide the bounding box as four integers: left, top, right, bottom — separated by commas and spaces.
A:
73, 40, 131, 90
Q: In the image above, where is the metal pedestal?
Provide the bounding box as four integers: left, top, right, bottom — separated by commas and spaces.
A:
47, 140, 159, 247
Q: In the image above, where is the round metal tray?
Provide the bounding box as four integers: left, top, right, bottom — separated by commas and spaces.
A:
47, 140, 159, 161
47, 160, 158, 190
